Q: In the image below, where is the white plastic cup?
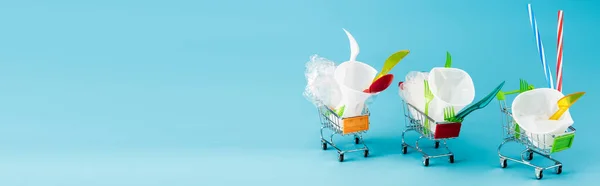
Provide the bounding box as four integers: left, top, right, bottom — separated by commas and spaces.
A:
334, 61, 377, 118
427, 67, 476, 122
512, 88, 574, 148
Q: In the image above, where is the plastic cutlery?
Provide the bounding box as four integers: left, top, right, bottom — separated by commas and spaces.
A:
548, 92, 585, 120
343, 28, 359, 62
450, 81, 506, 122
364, 74, 394, 93
496, 79, 533, 101
443, 106, 456, 121
423, 80, 434, 134
334, 105, 345, 117
445, 51, 452, 68
373, 50, 410, 82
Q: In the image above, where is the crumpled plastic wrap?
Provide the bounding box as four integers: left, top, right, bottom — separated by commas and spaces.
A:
400, 71, 434, 132
303, 55, 342, 108
399, 71, 430, 115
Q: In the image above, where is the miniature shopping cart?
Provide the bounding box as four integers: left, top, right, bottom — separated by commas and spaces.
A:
318, 104, 370, 162
400, 99, 462, 166
496, 86, 576, 179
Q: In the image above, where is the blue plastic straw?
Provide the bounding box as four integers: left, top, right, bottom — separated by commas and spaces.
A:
528, 4, 554, 89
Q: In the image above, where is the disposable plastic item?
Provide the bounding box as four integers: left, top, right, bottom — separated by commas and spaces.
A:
373, 50, 409, 82
334, 61, 377, 118
512, 88, 574, 148
303, 55, 341, 108
549, 92, 585, 120
398, 71, 429, 121
427, 67, 475, 121
313, 75, 342, 108
343, 28, 359, 62
450, 81, 505, 122
364, 74, 394, 93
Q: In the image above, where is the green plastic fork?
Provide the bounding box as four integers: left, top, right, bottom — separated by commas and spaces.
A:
444, 106, 455, 121
424, 80, 434, 134
445, 51, 452, 68
497, 79, 534, 101
442, 52, 454, 122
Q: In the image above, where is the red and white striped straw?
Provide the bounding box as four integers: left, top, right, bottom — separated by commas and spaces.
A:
556, 10, 564, 92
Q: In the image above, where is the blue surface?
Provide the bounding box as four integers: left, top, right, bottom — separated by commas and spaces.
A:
0, 0, 599, 185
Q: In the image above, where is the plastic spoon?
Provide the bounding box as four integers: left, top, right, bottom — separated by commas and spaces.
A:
373, 50, 410, 82
548, 92, 585, 120
449, 81, 506, 122
364, 74, 394, 93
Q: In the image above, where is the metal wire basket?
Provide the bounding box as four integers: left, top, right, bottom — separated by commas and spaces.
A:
400, 99, 462, 166
318, 104, 370, 162
496, 87, 576, 180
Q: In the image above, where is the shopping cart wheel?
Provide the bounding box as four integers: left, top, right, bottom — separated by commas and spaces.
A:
500, 159, 507, 168
449, 155, 455, 163
535, 169, 543, 180
527, 151, 534, 160
355, 137, 360, 144
423, 157, 430, 167
556, 165, 562, 174
402, 145, 408, 154
322, 142, 327, 150
434, 141, 440, 149
338, 154, 344, 162
364, 150, 369, 157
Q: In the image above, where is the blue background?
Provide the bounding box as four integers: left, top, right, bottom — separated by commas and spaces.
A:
0, 0, 598, 185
